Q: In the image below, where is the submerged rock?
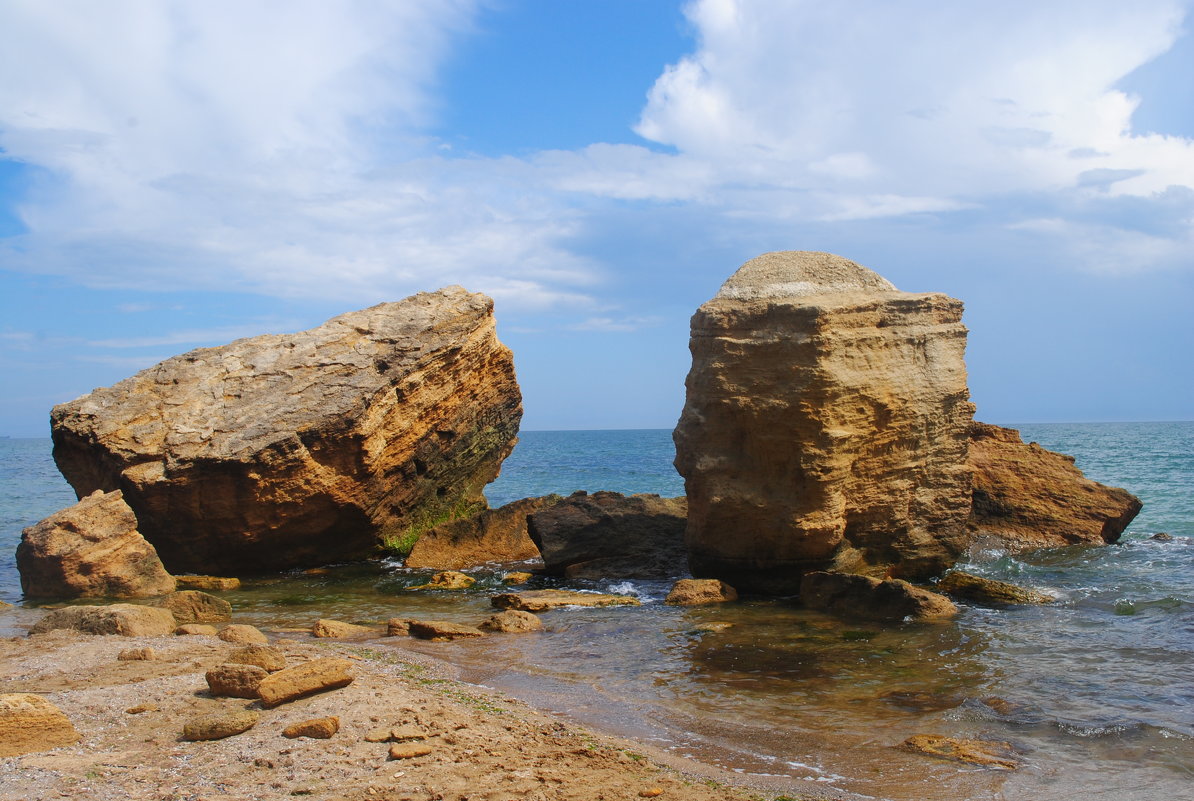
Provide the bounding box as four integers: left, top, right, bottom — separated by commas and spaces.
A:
50, 287, 522, 574
407, 620, 486, 641
664, 579, 738, 606
967, 422, 1142, 550
936, 570, 1053, 605
490, 589, 641, 612
311, 619, 374, 639
899, 734, 1019, 769
16, 490, 175, 599
405, 496, 560, 569
675, 252, 974, 593
800, 571, 958, 622
413, 570, 476, 590
527, 491, 688, 579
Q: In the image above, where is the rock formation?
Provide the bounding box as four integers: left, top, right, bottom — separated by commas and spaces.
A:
30, 603, 177, 637
799, 571, 958, 622
966, 422, 1142, 550
404, 495, 559, 569
16, 489, 176, 598
527, 491, 688, 579
674, 252, 975, 593
50, 287, 522, 574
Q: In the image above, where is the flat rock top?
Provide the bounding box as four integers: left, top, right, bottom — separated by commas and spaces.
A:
713, 251, 898, 301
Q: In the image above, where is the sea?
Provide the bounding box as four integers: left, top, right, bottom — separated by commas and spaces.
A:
1, 423, 1191, 801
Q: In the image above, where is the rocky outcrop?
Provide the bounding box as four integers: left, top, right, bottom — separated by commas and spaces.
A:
50, 287, 522, 574
30, 603, 176, 637
0, 694, 81, 757
799, 571, 958, 622
674, 252, 974, 593
527, 492, 688, 579
404, 496, 560, 569
16, 490, 175, 599
966, 422, 1142, 550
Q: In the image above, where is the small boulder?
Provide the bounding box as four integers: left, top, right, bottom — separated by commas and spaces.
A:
389, 741, 433, 760
937, 571, 1053, 606
175, 575, 241, 591
386, 618, 413, 637
490, 589, 640, 612
414, 571, 475, 590
218, 624, 269, 644
206, 663, 269, 698
502, 571, 534, 585
407, 620, 486, 641
257, 658, 355, 708
1151, 532, 1174, 542
800, 572, 958, 622
283, 716, 339, 739
175, 623, 218, 636
227, 644, 287, 672
312, 619, 374, 639
899, 734, 1019, 769
0, 694, 81, 757
181, 708, 260, 741
665, 579, 738, 606
479, 610, 543, 633
117, 647, 156, 661
157, 590, 232, 625
30, 603, 176, 637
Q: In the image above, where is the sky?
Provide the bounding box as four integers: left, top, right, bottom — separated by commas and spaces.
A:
1, 0, 1192, 436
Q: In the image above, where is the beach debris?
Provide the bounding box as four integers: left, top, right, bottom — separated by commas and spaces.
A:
156, 590, 232, 625
218, 623, 269, 644
311, 619, 374, 639
664, 579, 738, 606
227, 644, 287, 672
117, 646, 156, 661
206, 663, 268, 698
899, 734, 1020, 769
257, 658, 355, 707
175, 575, 241, 591
283, 716, 340, 739
407, 620, 486, 641
175, 623, 218, 636
181, 708, 260, 741
30, 603, 176, 637
0, 693, 81, 757
479, 610, 543, 633
800, 572, 958, 622
490, 589, 640, 613
15, 489, 176, 599
936, 571, 1053, 605
405, 496, 560, 569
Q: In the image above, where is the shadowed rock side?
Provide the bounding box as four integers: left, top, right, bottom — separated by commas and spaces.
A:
50, 287, 522, 574
966, 422, 1141, 550
674, 252, 975, 594
404, 495, 561, 569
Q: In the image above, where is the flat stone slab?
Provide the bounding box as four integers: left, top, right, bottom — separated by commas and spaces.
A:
490, 589, 640, 612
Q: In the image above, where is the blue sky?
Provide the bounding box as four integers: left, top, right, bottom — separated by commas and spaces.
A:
1, 0, 1192, 436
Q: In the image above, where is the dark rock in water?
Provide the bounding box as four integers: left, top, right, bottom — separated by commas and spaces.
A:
675, 252, 974, 594
527, 491, 687, 579
1151, 532, 1174, 542
16, 490, 176, 599
800, 571, 957, 622
899, 734, 1020, 769
936, 570, 1053, 605
405, 495, 560, 569
49, 287, 522, 574
967, 422, 1142, 550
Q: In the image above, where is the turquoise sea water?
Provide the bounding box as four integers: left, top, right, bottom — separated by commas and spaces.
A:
1, 423, 1192, 800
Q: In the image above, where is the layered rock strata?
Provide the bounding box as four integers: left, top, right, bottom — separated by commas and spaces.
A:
674, 252, 975, 593
966, 423, 1141, 550
50, 287, 522, 573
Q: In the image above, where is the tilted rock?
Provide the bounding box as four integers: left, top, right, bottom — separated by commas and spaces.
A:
800, 571, 958, 622
16, 490, 175, 599
386, 618, 413, 636
405, 496, 560, 569
675, 252, 975, 593
181, 708, 259, 741
206, 663, 268, 698
50, 287, 522, 574
479, 610, 543, 633
490, 589, 641, 612
527, 492, 688, 579
257, 658, 355, 707
217, 624, 269, 644
407, 620, 487, 641
936, 570, 1053, 605
664, 579, 738, 606
227, 644, 287, 672
156, 590, 231, 625
30, 603, 176, 637
966, 422, 1142, 550
0, 694, 81, 757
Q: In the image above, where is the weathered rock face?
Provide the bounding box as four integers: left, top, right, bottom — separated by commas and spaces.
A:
966, 423, 1142, 550
404, 495, 559, 569
527, 491, 688, 579
16, 490, 175, 599
50, 287, 522, 574
674, 252, 975, 593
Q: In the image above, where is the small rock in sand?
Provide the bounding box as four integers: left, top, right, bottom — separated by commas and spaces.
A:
206, 663, 269, 698
125, 703, 159, 715
388, 741, 433, 760
175, 623, 218, 636
117, 646, 156, 661
181, 708, 259, 741
312, 619, 374, 639
218, 624, 269, 644
282, 716, 340, 739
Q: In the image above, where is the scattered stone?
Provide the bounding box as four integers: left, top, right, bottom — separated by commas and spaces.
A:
175, 575, 241, 591
490, 589, 641, 612
15, 489, 176, 599
675, 251, 975, 593
218, 623, 269, 644
407, 620, 486, 641
800, 572, 958, 622
967, 422, 1142, 550
206, 663, 269, 698
175, 623, 218, 636
227, 644, 287, 672
157, 590, 232, 625
30, 603, 176, 637
479, 610, 543, 633
528, 491, 688, 579
386, 618, 413, 637
502, 571, 534, 585
282, 716, 340, 739
117, 646, 155, 661
257, 658, 355, 708
664, 579, 738, 606
1151, 532, 1174, 542
388, 742, 433, 760
311, 619, 374, 639
413, 571, 475, 590
181, 708, 260, 741
937, 571, 1053, 605
0, 693, 81, 757
405, 496, 561, 569
899, 734, 1019, 769
125, 703, 159, 715
50, 288, 522, 574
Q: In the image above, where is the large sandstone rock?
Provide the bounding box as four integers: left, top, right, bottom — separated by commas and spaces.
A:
16, 490, 175, 599
257, 658, 355, 707
527, 491, 688, 579
404, 496, 560, 569
966, 422, 1142, 550
674, 252, 975, 593
30, 603, 176, 637
49, 287, 522, 574
0, 694, 81, 757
